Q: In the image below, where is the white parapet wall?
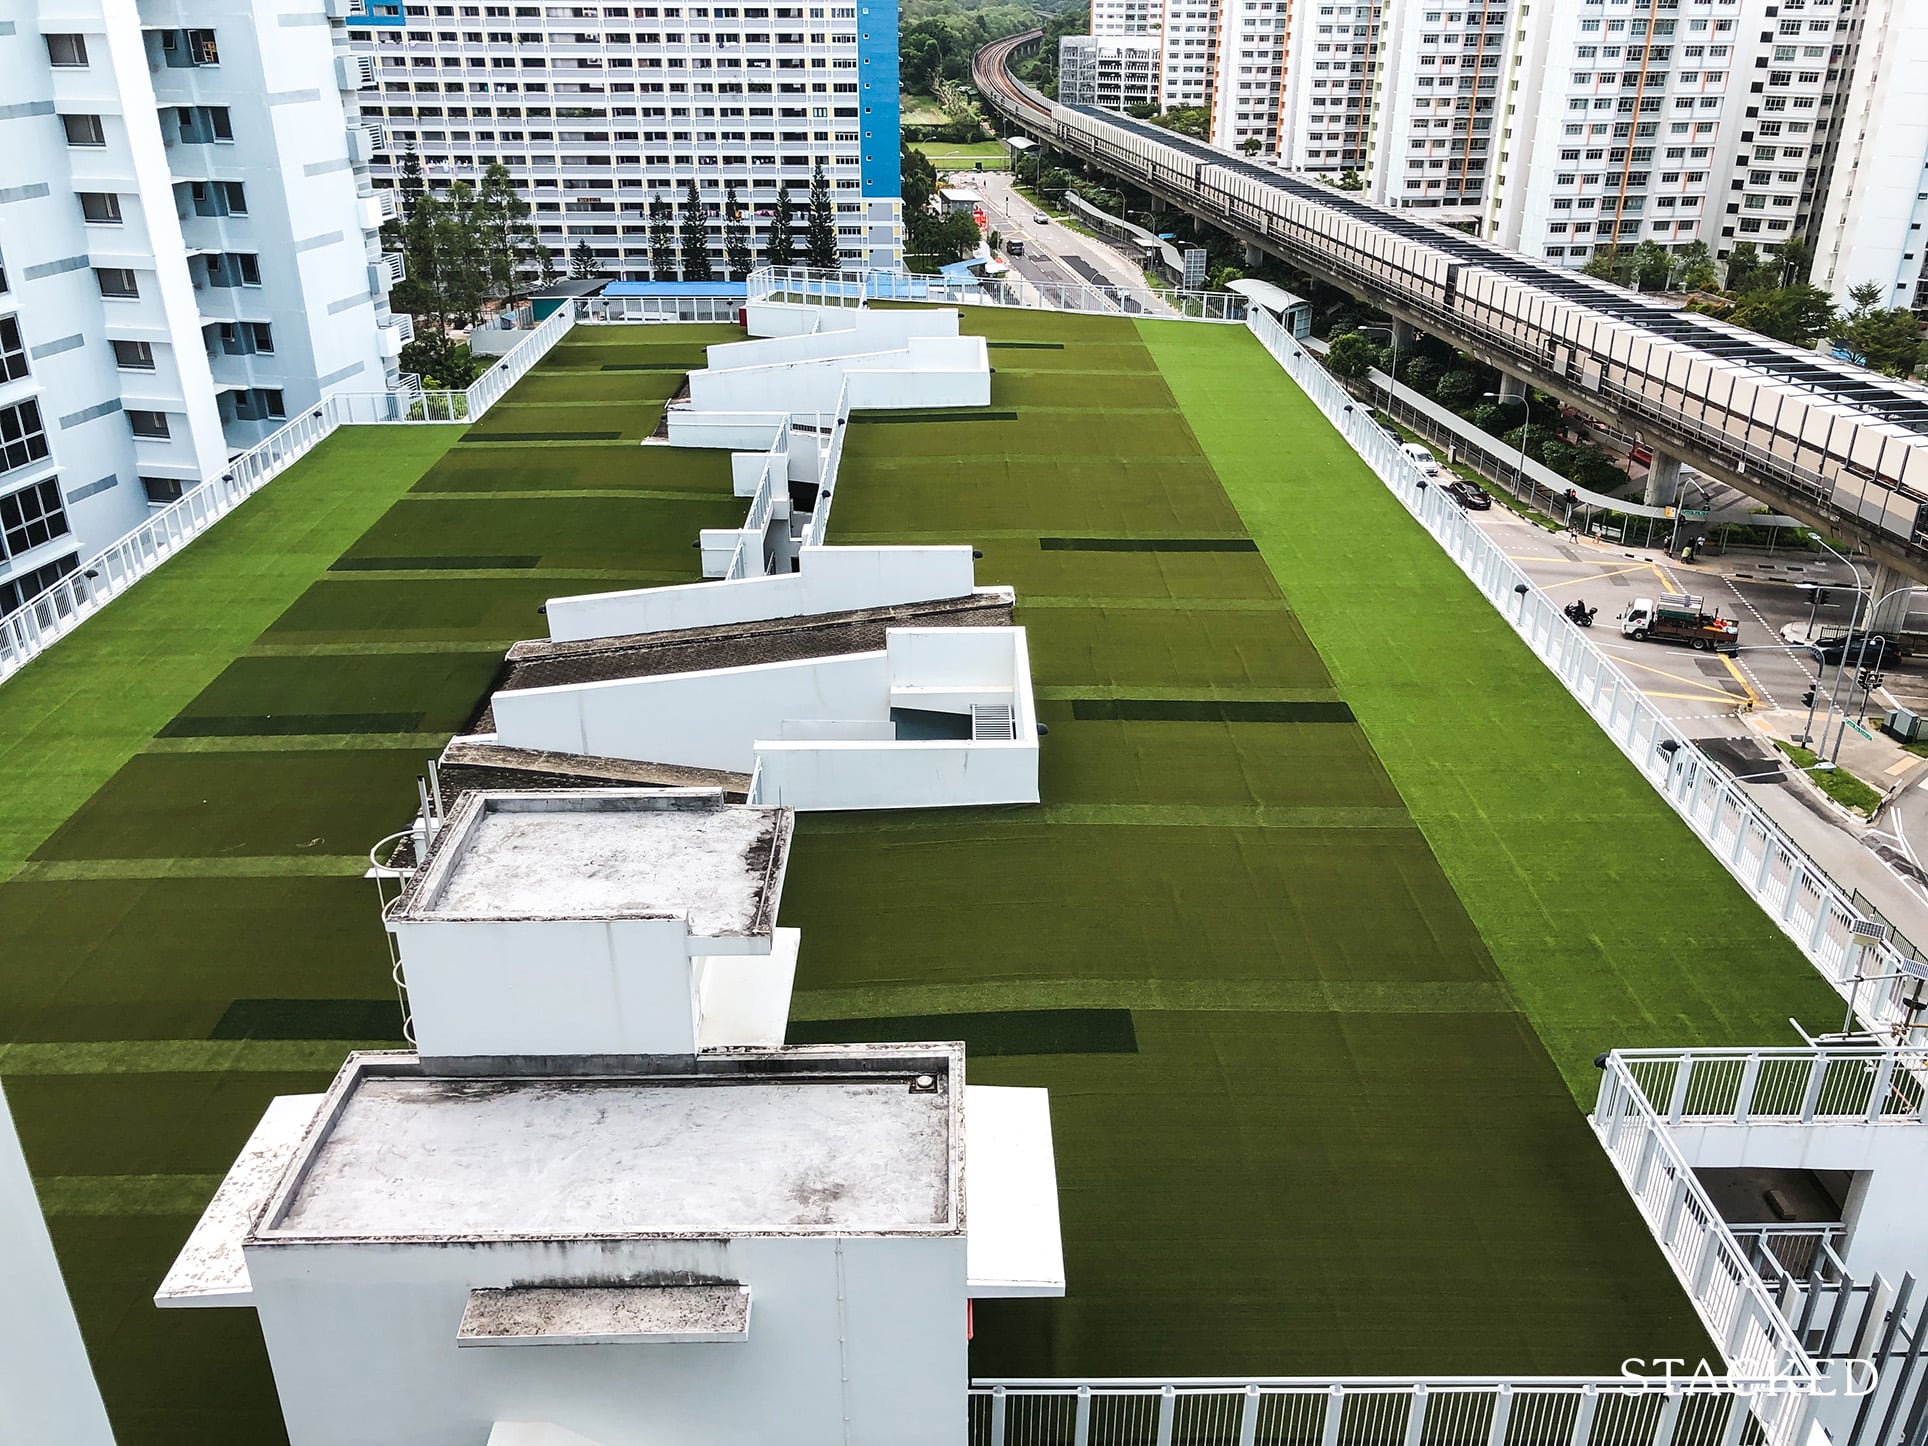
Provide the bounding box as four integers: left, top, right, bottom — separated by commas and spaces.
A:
489, 627, 1039, 811
721, 308, 962, 366
0, 1080, 116, 1446
545, 547, 989, 642
687, 335, 990, 417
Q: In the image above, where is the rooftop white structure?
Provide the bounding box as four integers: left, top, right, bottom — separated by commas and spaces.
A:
161, 1042, 1063, 1446
488, 625, 1039, 811
0, 0, 408, 588
387, 788, 797, 1060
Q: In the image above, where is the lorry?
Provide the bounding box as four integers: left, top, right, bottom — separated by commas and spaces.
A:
1621, 594, 1740, 653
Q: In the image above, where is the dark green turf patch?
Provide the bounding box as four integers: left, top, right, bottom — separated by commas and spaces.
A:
1041, 537, 1257, 553
408, 443, 733, 496
210, 997, 404, 1041
265, 575, 635, 645
30, 749, 428, 861
330, 555, 540, 572
1024, 606, 1331, 690
991, 371, 1180, 410
851, 409, 1020, 424
157, 712, 423, 738
831, 455, 1243, 537
0, 876, 394, 1044
787, 1007, 1136, 1056
459, 430, 623, 443
986, 340, 1065, 350
337, 494, 740, 574
600, 362, 700, 371
978, 540, 1285, 602
1072, 698, 1356, 724
166, 653, 505, 739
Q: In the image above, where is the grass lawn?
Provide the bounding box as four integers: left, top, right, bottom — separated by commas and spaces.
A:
0, 324, 739, 1444
901, 91, 948, 124
1773, 740, 1885, 816
913, 139, 1013, 171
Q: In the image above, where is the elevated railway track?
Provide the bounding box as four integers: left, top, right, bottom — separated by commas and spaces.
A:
974, 30, 1928, 582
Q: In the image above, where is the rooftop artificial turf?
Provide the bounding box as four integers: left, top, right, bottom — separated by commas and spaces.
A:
0, 309, 1846, 1439
786, 304, 1842, 1380
0, 329, 735, 1444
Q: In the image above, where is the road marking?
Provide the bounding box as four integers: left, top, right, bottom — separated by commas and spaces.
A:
1886, 757, 1919, 777
1604, 651, 1747, 700
1720, 652, 1762, 708
1537, 563, 1657, 592
1645, 688, 1749, 704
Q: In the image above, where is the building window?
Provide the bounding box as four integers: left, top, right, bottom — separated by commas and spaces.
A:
79, 193, 123, 225
0, 479, 69, 556
111, 339, 156, 371
0, 552, 79, 615
61, 114, 106, 146
0, 317, 25, 384
95, 268, 138, 299
45, 34, 88, 67
0, 400, 49, 475
128, 410, 170, 439
140, 477, 184, 505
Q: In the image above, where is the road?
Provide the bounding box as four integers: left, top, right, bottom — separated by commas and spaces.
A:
941, 167, 1176, 316
1466, 493, 1928, 954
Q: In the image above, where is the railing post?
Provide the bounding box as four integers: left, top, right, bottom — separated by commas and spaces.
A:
1156, 1385, 1176, 1446
1735, 1052, 1761, 1125
1321, 1385, 1345, 1446
1486, 1386, 1513, 1446
1404, 1384, 1429, 1446
1800, 1052, 1828, 1123
1074, 1385, 1092, 1446
1238, 1386, 1261, 1446
1717, 1392, 1749, 1446
1569, 1384, 1599, 1446
1652, 1391, 1683, 1446
989, 1385, 1006, 1446
1667, 1056, 1694, 1124
1869, 1052, 1898, 1122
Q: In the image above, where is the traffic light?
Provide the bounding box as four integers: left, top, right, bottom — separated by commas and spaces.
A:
1801, 687, 1817, 708
1815, 589, 1830, 606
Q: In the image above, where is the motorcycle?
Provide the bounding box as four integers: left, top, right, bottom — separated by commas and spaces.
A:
1564, 600, 1597, 628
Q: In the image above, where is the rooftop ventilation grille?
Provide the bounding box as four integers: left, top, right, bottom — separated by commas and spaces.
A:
971, 704, 1016, 741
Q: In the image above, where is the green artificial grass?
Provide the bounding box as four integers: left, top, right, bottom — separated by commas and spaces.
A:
1135, 319, 1844, 1087
782, 312, 1718, 1381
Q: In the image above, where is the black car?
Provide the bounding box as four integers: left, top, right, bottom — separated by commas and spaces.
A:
1446, 479, 1492, 511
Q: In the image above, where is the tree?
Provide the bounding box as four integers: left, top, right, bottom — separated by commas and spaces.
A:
648, 197, 676, 281
1723, 242, 1765, 294
1730, 284, 1837, 346
765, 181, 797, 268
723, 183, 752, 281
1771, 236, 1812, 287
1326, 332, 1378, 380
1831, 282, 1922, 376
474, 161, 542, 305
1401, 356, 1442, 398
569, 239, 602, 280
805, 162, 838, 270
1581, 247, 1623, 283
1434, 369, 1485, 411
397, 145, 427, 219
1239, 137, 1264, 157
1673, 240, 1719, 293
437, 181, 487, 325
679, 178, 713, 280
1630, 241, 1674, 293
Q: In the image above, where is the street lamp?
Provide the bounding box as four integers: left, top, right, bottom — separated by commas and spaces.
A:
1803, 535, 1870, 762
1823, 582, 1911, 758
1484, 390, 1531, 500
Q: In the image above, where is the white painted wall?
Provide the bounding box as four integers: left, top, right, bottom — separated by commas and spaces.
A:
0, 1080, 115, 1446
1669, 1121, 1928, 1291
242, 1232, 969, 1446
751, 735, 1038, 811
710, 310, 960, 370
663, 412, 788, 451
493, 650, 891, 774
390, 915, 710, 1060
686, 337, 988, 418
544, 547, 985, 643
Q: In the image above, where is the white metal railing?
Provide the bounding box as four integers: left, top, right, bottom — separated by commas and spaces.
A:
968, 1375, 1808, 1446
1245, 307, 1928, 1044
0, 304, 580, 685
580, 294, 745, 323
803, 377, 852, 549
1593, 1059, 1819, 1425
1729, 1225, 1851, 1287
747, 265, 1250, 322
1611, 1048, 1928, 1127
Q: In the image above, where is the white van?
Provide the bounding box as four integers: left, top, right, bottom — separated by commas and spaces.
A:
1399, 442, 1441, 477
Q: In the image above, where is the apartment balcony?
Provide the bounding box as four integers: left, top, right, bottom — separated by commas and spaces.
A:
356, 189, 400, 230
347, 124, 386, 165
377, 313, 415, 358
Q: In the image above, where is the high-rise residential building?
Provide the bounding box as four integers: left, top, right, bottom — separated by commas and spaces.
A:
0, 0, 405, 594
347, 0, 904, 277
1083, 0, 1897, 282
1811, 0, 1928, 310
1059, 34, 1161, 110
